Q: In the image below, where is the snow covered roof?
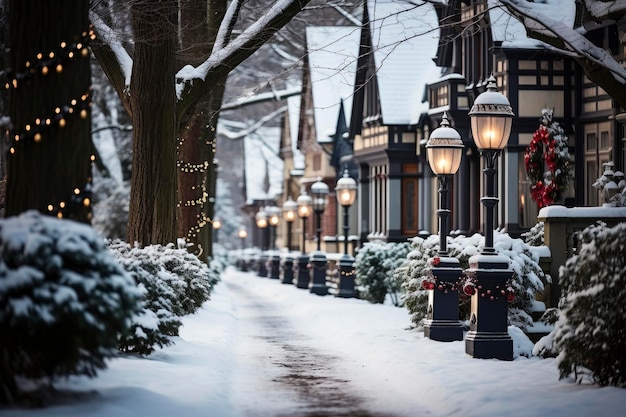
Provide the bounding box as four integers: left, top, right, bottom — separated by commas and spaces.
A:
244, 126, 284, 204
367, 0, 440, 125
287, 92, 305, 170
488, 0, 577, 49
306, 26, 360, 144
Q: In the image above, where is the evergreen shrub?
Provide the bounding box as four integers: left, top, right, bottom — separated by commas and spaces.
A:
552, 222, 626, 387
397, 231, 548, 331
355, 241, 410, 305
109, 241, 219, 355
0, 211, 141, 404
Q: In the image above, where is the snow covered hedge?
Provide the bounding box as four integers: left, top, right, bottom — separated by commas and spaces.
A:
109, 241, 220, 355
355, 241, 411, 305
0, 211, 142, 404
397, 231, 548, 331
546, 222, 626, 387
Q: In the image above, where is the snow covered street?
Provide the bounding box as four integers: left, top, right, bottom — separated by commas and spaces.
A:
2, 266, 626, 417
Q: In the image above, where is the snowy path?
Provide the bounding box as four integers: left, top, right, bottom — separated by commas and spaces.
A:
223, 276, 400, 417
3, 266, 626, 417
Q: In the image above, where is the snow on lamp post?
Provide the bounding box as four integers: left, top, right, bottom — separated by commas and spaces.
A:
309, 179, 329, 295
266, 205, 281, 279
295, 189, 312, 289
424, 112, 464, 341
335, 170, 357, 298
281, 197, 298, 285
255, 208, 269, 278
465, 74, 515, 360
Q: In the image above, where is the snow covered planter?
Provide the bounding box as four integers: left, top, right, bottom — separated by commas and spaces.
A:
397, 231, 547, 331
109, 241, 219, 355
354, 241, 411, 305
549, 222, 626, 387
0, 211, 141, 404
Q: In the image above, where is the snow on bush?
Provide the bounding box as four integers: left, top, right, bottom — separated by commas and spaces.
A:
397, 231, 548, 331
109, 240, 220, 355
355, 241, 411, 305
550, 222, 626, 387
0, 211, 141, 404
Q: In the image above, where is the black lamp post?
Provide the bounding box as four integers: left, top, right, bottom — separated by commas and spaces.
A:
424, 112, 464, 342
309, 179, 329, 295
295, 190, 312, 289
255, 208, 268, 277
465, 74, 515, 360
281, 198, 297, 285
335, 170, 357, 298
267, 205, 281, 279
238, 227, 248, 271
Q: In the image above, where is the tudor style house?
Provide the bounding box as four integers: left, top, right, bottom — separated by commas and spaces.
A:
420, 0, 625, 238
350, 0, 441, 243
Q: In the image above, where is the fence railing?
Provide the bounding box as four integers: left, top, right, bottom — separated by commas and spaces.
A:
537, 205, 626, 307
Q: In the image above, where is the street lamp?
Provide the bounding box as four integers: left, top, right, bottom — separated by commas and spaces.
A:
212, 219, 221, 244
267, 205, 281, 279
255, 208, 268, 277
424, 112, 464, 341
465, 74, 515, 360
281, 198, 298, 285
309, 179, 329, 295
295, 189, 313, 289
335, 170, 357, 298
237, 227, 248, 271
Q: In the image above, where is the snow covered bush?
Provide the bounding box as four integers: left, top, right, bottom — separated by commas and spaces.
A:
0, 211, 141, 404
551, 222, 626, 387
521, 222, 544, 247
398, 231, 548, 331
109, 241, 220, 355
354, 241, 410, 305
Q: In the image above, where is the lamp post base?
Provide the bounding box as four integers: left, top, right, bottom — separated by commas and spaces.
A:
281, 255, 294, 284
269, 252, 280, 279
424, 257, 463, 342
257, 253, 268, 277
295, 254, 310, 289
336, 254, 356, 298
464, 254, 514, 360
309, 251, 328, 296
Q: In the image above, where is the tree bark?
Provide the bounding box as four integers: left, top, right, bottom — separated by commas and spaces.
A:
6, 0, 92, 223
127, 0, 178, 246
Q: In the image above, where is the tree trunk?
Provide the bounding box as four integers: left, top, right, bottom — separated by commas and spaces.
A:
5, 0, 92, 223
127, 0, 178, 246
177, 0, 227, 259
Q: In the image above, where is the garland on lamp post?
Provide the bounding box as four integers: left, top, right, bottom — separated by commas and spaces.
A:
524, 108, 571, 209
420, 257, 516, 303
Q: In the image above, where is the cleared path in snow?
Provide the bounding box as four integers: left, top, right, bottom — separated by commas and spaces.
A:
224, 271, 405, 417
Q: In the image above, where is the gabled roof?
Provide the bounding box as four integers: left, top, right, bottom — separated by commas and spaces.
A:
306, 26, 360, 144
488, 0, 577, 49
367, 0, 440, 125
244, 126, 284, 204
287, 92, 305, 171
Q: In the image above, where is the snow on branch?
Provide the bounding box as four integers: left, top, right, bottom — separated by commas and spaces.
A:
213, 0, 242, 52
89, 11, 133, 88
177, 0, 308, 83
218, 105, 287, 141
499, 0, 626, 84
221, 85, 301, 111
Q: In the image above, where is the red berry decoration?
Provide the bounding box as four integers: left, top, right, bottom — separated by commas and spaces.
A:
507, 293, 515, 303
463, 284, 475, 296
432, 257, 441, 266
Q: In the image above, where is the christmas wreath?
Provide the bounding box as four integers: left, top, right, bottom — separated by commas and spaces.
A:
524, 108, 571, 208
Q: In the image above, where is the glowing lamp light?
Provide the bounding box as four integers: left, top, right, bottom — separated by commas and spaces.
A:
335, 170, 357, 208
283, 198, 298, 223
297, 192, 312, 219
468, 75, 514, 151
426, 112, 464, 176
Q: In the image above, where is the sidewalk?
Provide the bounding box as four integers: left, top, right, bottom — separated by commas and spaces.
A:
2, 267, 625, 417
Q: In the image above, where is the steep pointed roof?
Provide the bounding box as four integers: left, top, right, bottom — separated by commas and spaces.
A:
306, 26, 360, 144
244, 126, 284, 204
367, 0, 440, 125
